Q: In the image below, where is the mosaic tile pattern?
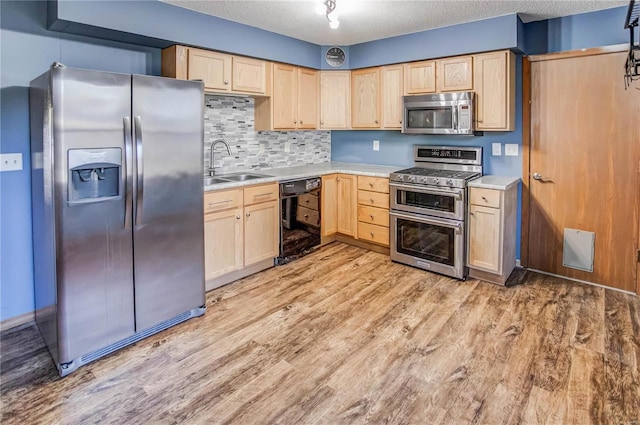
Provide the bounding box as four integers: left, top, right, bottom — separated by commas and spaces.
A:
203, 95, 331, 175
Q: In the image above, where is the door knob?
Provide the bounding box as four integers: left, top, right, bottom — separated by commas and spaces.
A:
533, 172, 543, 181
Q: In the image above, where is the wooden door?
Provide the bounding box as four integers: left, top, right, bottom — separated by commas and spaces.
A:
321, 174, 338, 236
529, 50, 640, 293
336, 174, 357, 236
204, 208, 243, 280
320, 71, 351, 129
473, 51, 515, 130
404, 60, 436, 94
297, 68, 318, 129
380, 65, 404, 129
244, 201, 279, 266
351, 68, 380, 128
187, 48, 231, 92
468, 204, 501, 273
232, 56, 266, 94
272, 63, 297, 129
437, 56, 473, 92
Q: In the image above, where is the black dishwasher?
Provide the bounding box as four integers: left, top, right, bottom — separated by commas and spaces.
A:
277, 177, 321, 264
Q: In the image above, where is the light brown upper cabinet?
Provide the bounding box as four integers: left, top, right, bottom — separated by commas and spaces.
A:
319, 71, 351, 129
255, 63, 318, 131
404, 60, 436, 94
161, 45, 268, 96
437, 56, 473, 92
380, 65, 404, 129
351, 67, 381, 128
473, 50, 516, 131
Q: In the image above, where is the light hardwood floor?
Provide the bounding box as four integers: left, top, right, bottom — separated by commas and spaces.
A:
1, 242, 639, 424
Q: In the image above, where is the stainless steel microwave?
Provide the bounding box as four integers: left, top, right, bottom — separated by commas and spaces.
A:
402, 92, 475, 135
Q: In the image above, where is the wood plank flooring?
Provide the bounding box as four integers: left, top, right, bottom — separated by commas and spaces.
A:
1, 242, 639, 424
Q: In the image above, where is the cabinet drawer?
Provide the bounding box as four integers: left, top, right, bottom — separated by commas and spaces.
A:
357, 205, 389, 227
469, 187, 501, 208
358, 222, 390, 246
244, 182, 279, 206
204, 188, 243, 213
296, 205, 320, 227
357, 176, 389, 193
357, 190, 389, 209
298, 192, 319, 211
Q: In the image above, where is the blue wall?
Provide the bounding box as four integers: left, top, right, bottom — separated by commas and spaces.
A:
0, 1, 630, 322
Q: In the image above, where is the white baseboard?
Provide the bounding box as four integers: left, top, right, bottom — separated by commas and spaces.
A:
527, 268, 637, 296
515, 259, 521, 267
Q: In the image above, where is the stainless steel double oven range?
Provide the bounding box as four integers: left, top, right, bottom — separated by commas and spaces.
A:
390, 146, 482, 279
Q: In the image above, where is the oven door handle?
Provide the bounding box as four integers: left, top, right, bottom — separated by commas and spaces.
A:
390, 183, 464, 199
390, 211, 463, 230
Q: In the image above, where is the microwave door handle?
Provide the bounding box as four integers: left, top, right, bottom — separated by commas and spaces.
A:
452, 105, 458, 130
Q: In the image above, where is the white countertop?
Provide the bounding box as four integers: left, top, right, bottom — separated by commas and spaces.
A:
468, 175, 520, 191
204, 162, 401, 191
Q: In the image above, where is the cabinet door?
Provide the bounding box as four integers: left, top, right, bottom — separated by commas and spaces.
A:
297, 68, 318, 129
380, 65, 404, 129
336, 174, 357, 236
320, 71, 351, 129
473, 51, 515, 131
204, 208, 243, 280
272, 63, 297, 129
404, 60, 436, 94
437, 56, 473, 92
187, 48, 232, 92
321, 174, 338, 236
351, 68, 380, 128
244, 200, 279, 266
468, 204, 501, 273
232, 56, 266, 94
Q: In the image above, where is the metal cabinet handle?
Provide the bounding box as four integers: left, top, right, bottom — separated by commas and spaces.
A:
236, 215, 240, 219
254, 192, 272, 198
304, 214, 309, 218
482, 196, 488, 201
246, 213, 251, 217
370, 214, 374, 220
370, 232, 374, 237
369, 182, 374, 187
533, 172, 545, 181
224, 80, 229, 85
375, 120, 379, 124
208, 199, 232, 206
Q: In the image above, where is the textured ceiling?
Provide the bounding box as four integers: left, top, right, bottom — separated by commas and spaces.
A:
161, 0, 628, 45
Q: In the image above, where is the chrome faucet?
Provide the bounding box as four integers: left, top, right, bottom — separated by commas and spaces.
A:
208, 139, 232, 176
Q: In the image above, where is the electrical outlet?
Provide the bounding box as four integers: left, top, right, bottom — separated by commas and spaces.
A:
373, 140, 380, 151
491, 143, 502, 156
259, 142, 265, 154
505, 144, 519, 157
284, 141, 291, 153
0, 153, 23, 172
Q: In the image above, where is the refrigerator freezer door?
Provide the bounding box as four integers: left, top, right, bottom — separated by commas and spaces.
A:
131, 75, 205, 331
51, 67, 136, 363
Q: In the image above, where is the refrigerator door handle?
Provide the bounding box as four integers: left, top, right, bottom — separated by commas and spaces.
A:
123, 117, 133, 230
134, 116, 144, 225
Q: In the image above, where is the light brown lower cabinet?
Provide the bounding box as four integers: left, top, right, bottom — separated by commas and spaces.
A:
204, 183, 279, 287
321, 174, 358, 237
467, 185, 517, 285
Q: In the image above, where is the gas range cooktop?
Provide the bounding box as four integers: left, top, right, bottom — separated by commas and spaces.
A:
390, 167, 481, 188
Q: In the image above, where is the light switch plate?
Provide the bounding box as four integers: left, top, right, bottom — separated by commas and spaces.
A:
284, 141, 291, 153
505, 144, 519, 157
373, 140, 380, 151
491, 143, 502, 156
0, 153, 23, 172
259, 142, 265, 154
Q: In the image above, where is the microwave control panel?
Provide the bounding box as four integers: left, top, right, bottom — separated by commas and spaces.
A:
458, 105, 471, 130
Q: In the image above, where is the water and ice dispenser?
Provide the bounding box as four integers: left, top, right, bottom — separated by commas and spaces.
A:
68, 148, 122, 203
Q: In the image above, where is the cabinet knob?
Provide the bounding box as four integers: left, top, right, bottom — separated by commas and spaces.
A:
246, 213, 251, 217
320, 121, 324, 125
400, 120, 402, 124
482, 196, 488, 201
370, 232, 374, 237
370, 214, 374, 220
294, 120, 297, 124
224, 80, 229, 85
300, 120, 303, 125
236, 215, 240, 219
305, 199, 310, 204
470, 212, 475, 216
304, 214, 309, 218
374, 120, 379, 124
369, 182, 374, 187
477, 118, 483, 123
336, 177, 340, 182
370, 198, 374, 204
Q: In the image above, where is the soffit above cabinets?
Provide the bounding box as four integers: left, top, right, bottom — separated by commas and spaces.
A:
161, 0, 627, 46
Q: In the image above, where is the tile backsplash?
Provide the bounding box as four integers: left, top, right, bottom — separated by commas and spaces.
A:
203, 95, 331, 175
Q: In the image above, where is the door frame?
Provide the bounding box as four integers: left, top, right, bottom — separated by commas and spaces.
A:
521, 43, 640, 294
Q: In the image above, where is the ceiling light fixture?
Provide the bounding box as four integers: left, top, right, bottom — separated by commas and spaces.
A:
319, 0, 339, 30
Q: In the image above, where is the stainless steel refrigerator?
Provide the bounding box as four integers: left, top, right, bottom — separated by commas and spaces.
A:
30, 63, 206, 376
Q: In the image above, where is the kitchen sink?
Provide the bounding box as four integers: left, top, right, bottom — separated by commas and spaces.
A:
217, 173, 273, 182
204, 172, 273, 186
